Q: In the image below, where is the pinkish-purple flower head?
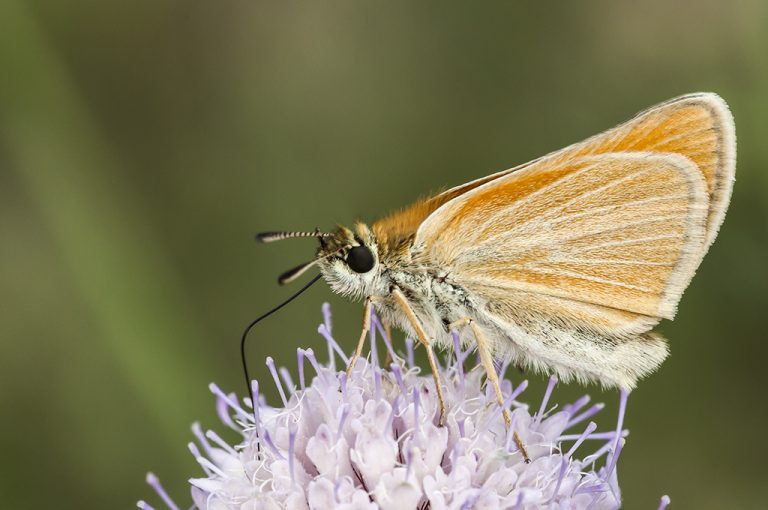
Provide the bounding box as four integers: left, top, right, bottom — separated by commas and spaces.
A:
139, 304, 670, 510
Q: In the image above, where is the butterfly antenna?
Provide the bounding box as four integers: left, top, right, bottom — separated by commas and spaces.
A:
278, 260, 320, 285
256, 230, 332, 243
240, 273, 323, 423
276, 244, 352, 285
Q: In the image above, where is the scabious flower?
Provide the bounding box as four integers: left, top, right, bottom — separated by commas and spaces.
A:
139, 304, 670, 510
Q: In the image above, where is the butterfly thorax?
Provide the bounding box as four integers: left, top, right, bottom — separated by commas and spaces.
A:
317, 221, 476, 344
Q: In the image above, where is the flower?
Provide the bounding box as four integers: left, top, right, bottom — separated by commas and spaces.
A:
139, 304, 670, 509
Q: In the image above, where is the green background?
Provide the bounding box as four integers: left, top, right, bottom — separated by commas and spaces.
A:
1, 1, 766, 509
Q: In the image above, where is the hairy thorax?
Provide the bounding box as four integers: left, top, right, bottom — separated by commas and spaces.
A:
317, 222, 486, 350
375, 264, 479, 349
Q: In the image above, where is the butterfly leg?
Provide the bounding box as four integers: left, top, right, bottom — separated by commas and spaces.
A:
390, 287, 447, 426
450, 317, 531, 463
346, 296, 374, 378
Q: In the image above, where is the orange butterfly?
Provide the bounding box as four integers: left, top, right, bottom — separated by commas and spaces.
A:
258, 93, 735, 461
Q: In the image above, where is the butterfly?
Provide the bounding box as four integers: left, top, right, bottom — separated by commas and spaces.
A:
257, 92, 735, 461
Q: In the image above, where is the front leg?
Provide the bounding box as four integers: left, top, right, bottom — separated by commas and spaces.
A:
346, 296, 374, 378
390, 287, 447, 426
347, 301, 396, 372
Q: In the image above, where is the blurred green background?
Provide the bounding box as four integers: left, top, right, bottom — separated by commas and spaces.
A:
1, 1, 766, 509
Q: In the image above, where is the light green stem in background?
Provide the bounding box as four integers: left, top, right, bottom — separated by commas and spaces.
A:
0, 1, 208, 441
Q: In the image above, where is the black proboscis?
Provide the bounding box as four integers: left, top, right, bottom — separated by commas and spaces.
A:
240, 273, 323, 422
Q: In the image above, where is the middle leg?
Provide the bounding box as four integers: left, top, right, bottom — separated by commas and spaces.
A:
390, 287, 447, 426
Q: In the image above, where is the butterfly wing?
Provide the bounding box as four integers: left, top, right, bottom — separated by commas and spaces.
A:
544, 92, 735, 248
415, 152, 709, 320
413, 151, 713, 389
412, 93, 734, 320
463, 93, 734, 247
376, 93, 734, 256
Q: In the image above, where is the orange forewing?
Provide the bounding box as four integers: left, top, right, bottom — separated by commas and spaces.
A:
373, 93, 734, 254
414, 153, 708, 319
546, 94, 734, 246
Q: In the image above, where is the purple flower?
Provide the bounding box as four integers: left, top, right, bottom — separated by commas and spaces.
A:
139, 304, 670, 509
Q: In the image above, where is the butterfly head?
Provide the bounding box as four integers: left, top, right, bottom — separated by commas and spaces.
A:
256, 223, 383, 300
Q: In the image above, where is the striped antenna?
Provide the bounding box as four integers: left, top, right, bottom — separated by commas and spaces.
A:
256, 230, 332, 243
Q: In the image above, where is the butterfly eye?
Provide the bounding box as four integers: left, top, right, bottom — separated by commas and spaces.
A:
346, 245, 375, 274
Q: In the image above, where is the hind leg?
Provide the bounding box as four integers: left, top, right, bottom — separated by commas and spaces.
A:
449, 318, 531, 463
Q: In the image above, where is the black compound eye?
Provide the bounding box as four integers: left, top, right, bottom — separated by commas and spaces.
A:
346, 245, 375, 273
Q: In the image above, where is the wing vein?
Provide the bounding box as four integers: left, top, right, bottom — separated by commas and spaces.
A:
547, 194, 688, 227
557, 259, 674, 266
479, 163, 660, 246
567, 234, 680, 254
642, 129, 713, 151
554, 214, 686, 243
520, 266, 655, 293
